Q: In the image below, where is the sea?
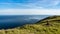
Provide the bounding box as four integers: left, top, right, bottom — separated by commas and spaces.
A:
0, 15, 49, 29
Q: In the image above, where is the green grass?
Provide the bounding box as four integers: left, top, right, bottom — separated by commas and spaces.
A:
0, 16, 60, 34
0, 22, 60, 34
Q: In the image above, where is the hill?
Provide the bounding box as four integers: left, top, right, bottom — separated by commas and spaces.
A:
0, 16, 60, 34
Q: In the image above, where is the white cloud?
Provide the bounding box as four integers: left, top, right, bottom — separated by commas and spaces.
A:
48, 0, 60, 6
0, 9, 60, 15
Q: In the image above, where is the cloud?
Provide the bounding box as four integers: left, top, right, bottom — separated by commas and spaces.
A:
0, 9, 60, 15
35, 0, 60, 8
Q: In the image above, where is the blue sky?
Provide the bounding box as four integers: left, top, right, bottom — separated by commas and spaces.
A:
0, 0, 60, 9
0, 0, 60, 15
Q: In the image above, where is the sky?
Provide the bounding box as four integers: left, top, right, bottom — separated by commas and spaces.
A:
0, 0, 60, 15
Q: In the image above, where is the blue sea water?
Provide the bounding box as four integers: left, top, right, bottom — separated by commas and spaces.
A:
0, 15, 49, 29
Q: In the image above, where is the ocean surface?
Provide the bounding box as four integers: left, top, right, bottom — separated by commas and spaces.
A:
0, 15, 49, 29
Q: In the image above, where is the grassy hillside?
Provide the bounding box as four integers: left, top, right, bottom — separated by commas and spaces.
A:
0, 16, 60, 34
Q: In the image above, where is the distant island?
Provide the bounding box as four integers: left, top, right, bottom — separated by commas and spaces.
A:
0, 16, 60, 34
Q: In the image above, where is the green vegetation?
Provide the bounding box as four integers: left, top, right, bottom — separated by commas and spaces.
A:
0, 16, 60, 34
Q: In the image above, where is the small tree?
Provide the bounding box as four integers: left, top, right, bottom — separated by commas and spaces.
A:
46, 20, 50, 26
46, 20, 49, 25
